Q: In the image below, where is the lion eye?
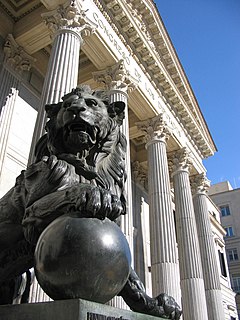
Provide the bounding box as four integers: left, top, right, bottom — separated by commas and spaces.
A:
85, 99, 98, 107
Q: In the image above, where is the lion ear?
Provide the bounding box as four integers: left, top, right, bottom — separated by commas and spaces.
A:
108, 101, 125, 125
45, 103, 62, 118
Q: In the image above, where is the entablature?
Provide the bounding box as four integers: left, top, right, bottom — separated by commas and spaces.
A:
97, 0, 216, 159
0, 0, 216, 166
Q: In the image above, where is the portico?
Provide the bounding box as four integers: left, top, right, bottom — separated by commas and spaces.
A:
0, 0, 237, 319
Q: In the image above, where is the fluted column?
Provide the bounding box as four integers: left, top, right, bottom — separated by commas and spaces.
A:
29, 0, 96, 163
0, 34, 35, 177
93, 60, 137, 255
94, 60, 138, 310
137, 115, 181, 303
170, 148, 208, 320
191, 173, 225, 320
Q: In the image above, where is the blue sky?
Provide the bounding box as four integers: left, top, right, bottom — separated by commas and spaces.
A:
155, 0, 240, 188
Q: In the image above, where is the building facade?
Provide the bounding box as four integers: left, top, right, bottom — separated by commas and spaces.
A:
0, 0, 237, 319
209, 182, 240, 319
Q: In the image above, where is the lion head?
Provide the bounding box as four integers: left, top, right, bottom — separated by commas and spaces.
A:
35, 85, 127, 210
40, 86, 125, 155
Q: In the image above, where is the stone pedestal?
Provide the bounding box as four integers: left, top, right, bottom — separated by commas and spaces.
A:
0, 299, 166, 320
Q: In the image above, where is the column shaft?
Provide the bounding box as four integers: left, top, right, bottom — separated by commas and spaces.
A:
173, 167, 208, 319
193, 189, 225, 320
93, 61, 137, 262
109, 90, 133, 255
138, 115, 181, 303
0, 68, 19, 176
108, 89, 132, 311
29, 30, 81, 162
147, 139, 180, 301
0, 68, 18, 114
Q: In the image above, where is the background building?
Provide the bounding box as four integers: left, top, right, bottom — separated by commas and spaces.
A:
0, 0, 238, 319
209, 182, 240, 319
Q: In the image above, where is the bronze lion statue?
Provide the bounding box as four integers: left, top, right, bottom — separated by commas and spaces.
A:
0, 85, 181, 319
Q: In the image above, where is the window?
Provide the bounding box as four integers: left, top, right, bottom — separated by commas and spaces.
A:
225, 226, 234, 237
218, 251, 227, 277
232, 276, 240, 293
220, 205, 231, 216
227, 249, 239, 262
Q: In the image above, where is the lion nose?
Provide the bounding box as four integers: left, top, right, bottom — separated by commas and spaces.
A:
67, 101, 86, 115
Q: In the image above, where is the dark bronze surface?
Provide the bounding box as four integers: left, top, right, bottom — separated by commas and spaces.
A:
0, 85, 182, 319
35, 216, 131, 303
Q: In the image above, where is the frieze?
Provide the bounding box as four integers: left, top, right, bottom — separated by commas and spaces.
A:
93, 12, 131, 65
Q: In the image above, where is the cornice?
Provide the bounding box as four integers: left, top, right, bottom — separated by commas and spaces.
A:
95, 0, 216, 159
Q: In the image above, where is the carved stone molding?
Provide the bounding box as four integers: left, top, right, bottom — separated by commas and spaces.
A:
93, 0, 216, 159
3, 34, 35, 73
190, 173, 210, 195
93, 59, 138, 92
42, 1, 96, 40
168, 147, 193, 175
132, 161, 147, 189
137, 114, 171, 146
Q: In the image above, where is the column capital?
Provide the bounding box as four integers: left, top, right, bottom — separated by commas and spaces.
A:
168, 147, 193, 175
190, 173, 210, 195
42, 1, 96, 40
137, 114, 171, 146
93, 60, 138, 93
3, 34, 35, 73
132, 161, 147, 189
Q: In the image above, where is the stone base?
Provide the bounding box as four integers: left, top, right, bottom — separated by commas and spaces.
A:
0, 298, 166, 320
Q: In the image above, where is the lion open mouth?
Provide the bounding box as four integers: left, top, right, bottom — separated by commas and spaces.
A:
64, 120, 97, 149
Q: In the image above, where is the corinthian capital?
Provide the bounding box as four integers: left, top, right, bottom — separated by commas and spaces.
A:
42, 1, 96, 39
93, 60, 138, 92
137, 114, 171, 145
3, 34, 35, 73
168, 147, 193, 175
190, 173, 210, 195
132, 161, 147, 189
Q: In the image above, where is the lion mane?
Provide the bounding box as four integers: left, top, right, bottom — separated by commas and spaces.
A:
35, 86, 127, 213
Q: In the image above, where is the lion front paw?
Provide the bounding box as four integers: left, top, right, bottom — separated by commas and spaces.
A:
76, 185, 123, 220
